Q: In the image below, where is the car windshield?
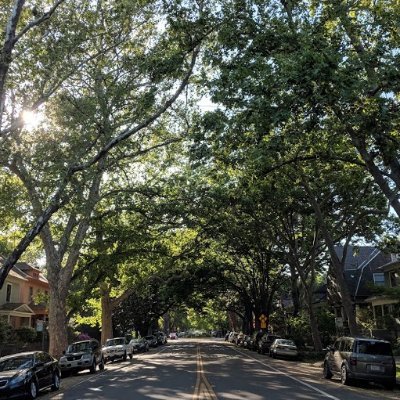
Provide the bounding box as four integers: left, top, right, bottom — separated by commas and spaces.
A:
145, 336, 154, 341
130, 339, 139, 343
105, 339, 115, 346
356, 340, 392, 356
113, 338, 125, 345
279, 340, 295, 346
0, 356, 33, 371
67, 342, 91, 353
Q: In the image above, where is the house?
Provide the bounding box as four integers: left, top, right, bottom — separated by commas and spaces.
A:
327, 246, 396, 336
0, 258, 49, 330
365, 257, 400, 339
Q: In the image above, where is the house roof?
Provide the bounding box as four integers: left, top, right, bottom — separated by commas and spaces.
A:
0, 256, 48, 284
0, 303, 35, 314
332, 246, 394, 301
335, 246, 393, 271
29, 302, 48, 314
379, 259, 400, 273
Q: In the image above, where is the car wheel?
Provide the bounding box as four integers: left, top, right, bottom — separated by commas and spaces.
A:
99, 357, 105, 371
384, 380, 395, 390
340, 364, 351, 385
323, 362, 333, 379
129, 353, 133, 360
61, 370, 70, 378
272, 351, 276, 359
27, 380, 38, 399
123, 351, 127, 361
51, 372, 60, 391
90, 358, 97, 374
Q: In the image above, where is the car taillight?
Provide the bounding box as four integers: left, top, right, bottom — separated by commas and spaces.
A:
349, 357, 357, 366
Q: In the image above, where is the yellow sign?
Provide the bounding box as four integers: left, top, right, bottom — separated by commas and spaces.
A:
259, 314, 267, 329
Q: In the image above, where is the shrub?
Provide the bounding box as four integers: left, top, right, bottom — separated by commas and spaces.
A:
14, 327, 37, 343
0, 319, 13, 343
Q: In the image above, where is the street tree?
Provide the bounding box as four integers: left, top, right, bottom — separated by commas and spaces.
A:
197, 0, 392, 337
0, 0, 213, 357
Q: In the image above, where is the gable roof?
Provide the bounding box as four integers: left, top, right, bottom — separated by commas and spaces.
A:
335, 246, 392, 271
0, 256, 48, 284
0, 303, 35, 313
333, 246, 394, 301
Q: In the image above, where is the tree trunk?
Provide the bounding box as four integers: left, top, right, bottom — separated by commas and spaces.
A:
163, 313, 170, 334
48, 284, 69, 358
305, 291, 323, 352
329, 256, 358, 335
300, 173, 359, 336
100, 284, 113, 345
289, 264, 301, 317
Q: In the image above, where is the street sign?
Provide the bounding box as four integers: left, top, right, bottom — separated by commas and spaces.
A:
259, 314, 267, 329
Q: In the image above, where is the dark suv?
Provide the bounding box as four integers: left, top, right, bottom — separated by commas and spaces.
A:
59, 339, 104, 376
257, 334, 280, 355
323, 336, 396, 389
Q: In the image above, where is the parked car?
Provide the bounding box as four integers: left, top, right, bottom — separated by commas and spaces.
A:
257, 334, 280, 354
102, 337, 133, 363
169, 332, 177, 340
242, 335, 252, 349
235, 332, 245, 346
248, 332, 261, 351
59, 339, 104, 376
323, 336, 397, 389
228, 332, 239, 343
0, 351, 60, 399
145, 335, 158, 348
155, 332, 167, 345
129, 337, 149, 353
269, 339, 298, 359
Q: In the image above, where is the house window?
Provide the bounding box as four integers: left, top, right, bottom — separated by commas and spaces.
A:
6, 284, 12, 302
373, 273, 385, 286
29, 287, 33, 301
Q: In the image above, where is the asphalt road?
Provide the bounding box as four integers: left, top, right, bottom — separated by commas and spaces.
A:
38, 338, 399, 400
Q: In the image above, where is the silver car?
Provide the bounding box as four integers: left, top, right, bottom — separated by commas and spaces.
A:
269, 339, 298, 359
323, 336, 396, 389
59, 339, 104, 375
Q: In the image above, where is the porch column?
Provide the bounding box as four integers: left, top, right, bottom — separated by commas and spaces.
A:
372, 304, 376, 326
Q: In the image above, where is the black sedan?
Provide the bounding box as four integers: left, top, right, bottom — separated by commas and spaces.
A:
129, 338, 149, 353
0, 351, 61, 399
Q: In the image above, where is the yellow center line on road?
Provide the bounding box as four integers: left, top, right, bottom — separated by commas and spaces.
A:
193, 345, 219, 400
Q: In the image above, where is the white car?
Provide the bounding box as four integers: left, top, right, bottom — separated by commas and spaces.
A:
102, 337, 133, 363
269, 339, 298, 359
